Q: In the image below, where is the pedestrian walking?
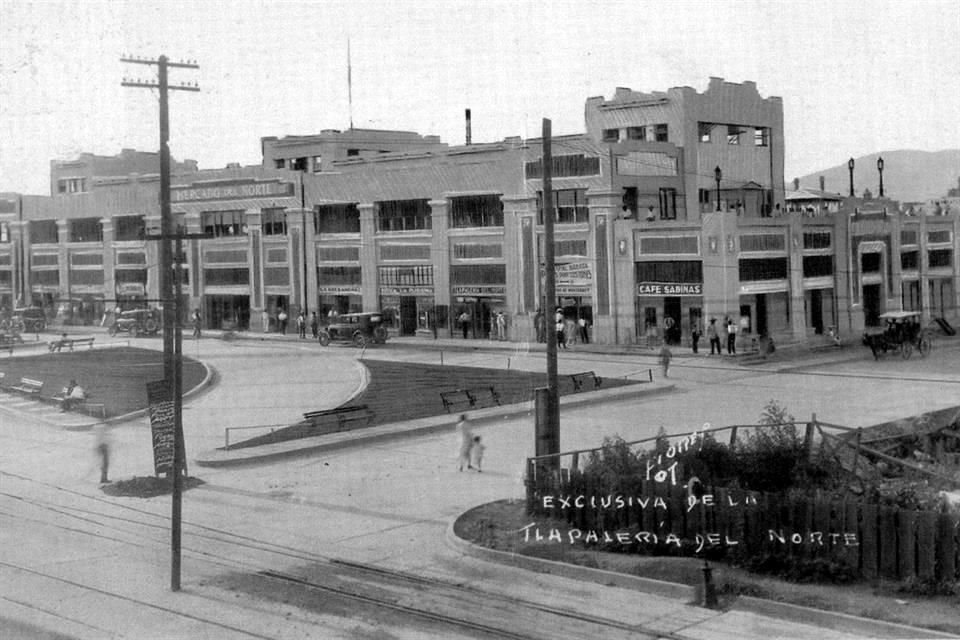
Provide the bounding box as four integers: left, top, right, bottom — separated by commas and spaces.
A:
726, 317, 737, 354
555, 309, 566, 349
310, 312, 319, 338
261, 309, 270, 333
691, 321, 701, 354
496, 311, 506, 341
457, 414, 474, 471
534, 309, 545, 343
659, 344, 672, 378
578, 316, 590, 344
94, 425, 111, 484
469, 435, 486, 472
278, 308, 288, 335
296, 311, 306, 338
191, 308, 202, 339
458, 310, 470, 339
708, 318, 721, 355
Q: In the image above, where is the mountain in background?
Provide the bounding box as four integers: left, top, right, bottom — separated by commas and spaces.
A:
793, 149, 960, 203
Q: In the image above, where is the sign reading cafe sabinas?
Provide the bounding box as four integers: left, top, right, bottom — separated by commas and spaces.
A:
171, 179, 295, 203
637, 282, 703, 296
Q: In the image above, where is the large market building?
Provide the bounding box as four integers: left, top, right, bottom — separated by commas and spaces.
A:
0, 77, 956, 345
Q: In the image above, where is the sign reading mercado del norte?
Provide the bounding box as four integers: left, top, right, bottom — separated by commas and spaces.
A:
171, 179, 295, 203
637, 282, 703, 296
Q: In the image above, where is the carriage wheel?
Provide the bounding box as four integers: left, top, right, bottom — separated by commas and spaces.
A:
901, 341, 913, 359
919, 336, 932, 357
318, 331, 330, 346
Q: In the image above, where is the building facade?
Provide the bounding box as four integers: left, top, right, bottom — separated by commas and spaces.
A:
2, 78, 957, 343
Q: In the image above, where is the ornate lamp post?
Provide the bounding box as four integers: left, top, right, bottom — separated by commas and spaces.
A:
877, 156, 885, 198
714, 166, 722, 212
848, 158, 855, 197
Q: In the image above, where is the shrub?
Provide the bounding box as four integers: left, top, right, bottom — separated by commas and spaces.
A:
736, 552, 859, 584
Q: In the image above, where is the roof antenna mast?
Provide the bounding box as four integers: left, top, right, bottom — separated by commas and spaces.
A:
347, 38, 354, 130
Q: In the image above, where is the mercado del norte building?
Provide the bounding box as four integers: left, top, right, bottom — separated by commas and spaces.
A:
0, 77, 957, 345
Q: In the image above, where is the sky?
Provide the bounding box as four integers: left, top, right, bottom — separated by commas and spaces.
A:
1, 0, 958, 195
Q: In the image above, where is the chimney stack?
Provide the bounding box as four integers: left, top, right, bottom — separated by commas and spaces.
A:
819, 176, 825, 192
465, 108, 472, 146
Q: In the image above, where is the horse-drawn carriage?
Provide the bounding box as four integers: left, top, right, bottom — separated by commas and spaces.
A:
862, 311, 932, 360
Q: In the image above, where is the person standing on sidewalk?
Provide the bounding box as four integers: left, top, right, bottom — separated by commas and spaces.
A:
691, 320, 701, 354
457, 414, 474, 471
726, 317, 737, 354
708, 318, 721, 355
192, 308, 202, 339
310, 312, 319, 339
94, 425, 111, 484
278, 308, 288, 335
469, 435, 485, 472
297, 311, 306, 339
458, 310, 470, 339
659, 344, 673, 378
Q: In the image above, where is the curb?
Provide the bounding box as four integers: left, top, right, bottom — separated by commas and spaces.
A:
194, 382, 676, 467
446, 504, 958, 640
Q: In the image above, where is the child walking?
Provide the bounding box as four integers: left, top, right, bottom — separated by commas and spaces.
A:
469, 435, 486, 472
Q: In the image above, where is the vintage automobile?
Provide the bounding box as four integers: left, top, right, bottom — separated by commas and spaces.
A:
7, 306, 47, 333
862, 310, 932, 360
108, 308, 161, 337
318, 312, 388, 347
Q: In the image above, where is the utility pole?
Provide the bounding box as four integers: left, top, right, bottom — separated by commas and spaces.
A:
536, 118, 560, 471
121, 54, 199, 592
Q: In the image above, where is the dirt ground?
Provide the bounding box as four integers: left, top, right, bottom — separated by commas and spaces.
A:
455, 499, 960, 636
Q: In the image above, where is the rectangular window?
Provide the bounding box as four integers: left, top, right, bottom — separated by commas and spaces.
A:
928, 229, 951, 244
929, 249, 952, 268
70, 253, 102, 266
698, 122, 713, 143
638, 236, 699, 255
264, 267, 288, 286
318, 266, 362, 285
803, 231, 831, 249
317, 246, 360, 261
265, 248, 287, 263
654, 124, 668, 142
380, 245, 432, 261
115, 268, 148, 284
376, 199, 431, 232
627, 126, 646, 141
740, 233, 786, 252
802, 255, 833, 278
450, 194, 504, 228
453, 243, 503, 259
861, 252, 881, 273
602, 128, 620, 142
658, 188, 677, 220
69, 218, 102, 243
114, 215, 145, 241
727, 125, 741, 145
378, 265, 434, 286
739, 258, 788, 281
312, 156, 322, 172
900, 230, 917, 245
261, 208, 287, 235
555, 240, 588, 257
204, 268, 249, 286
537, 189, 589, 224
273, 159, 285, 169
290, 157, 308, 171
69, 270, 102, 285
524, 154, 601, 179
30, 220, 59, 244
57, 177, 86, 194
450, 264, 506, 285
205, 249, 248, 263
31, 270, 59, 286
754, 127, 770, 147
0, 222, 7, 243
315, 203, 361, 234
32, 253, 58, 266
635, 261, 702, 283
901, 251, 918, 270
202, 210, 246, 238
346, 149, 359, 157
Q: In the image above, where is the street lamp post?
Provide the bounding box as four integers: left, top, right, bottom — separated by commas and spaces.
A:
848, 158, 855, 197
877, 157, 885, 198
714, 166, 722, 212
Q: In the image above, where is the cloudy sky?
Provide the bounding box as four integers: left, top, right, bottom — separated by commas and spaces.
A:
1, 0, 958, 195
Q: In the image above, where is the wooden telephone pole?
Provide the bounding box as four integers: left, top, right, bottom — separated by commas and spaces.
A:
121, 54, 199, 592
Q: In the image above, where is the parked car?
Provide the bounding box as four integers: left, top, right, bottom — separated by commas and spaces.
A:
108, 308, 161, 337
318, 312, 388, 347
9, 306, 47, 333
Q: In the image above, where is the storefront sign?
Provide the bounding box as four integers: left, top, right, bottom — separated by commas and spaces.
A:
117, 283, 146, 296
146, 380, 175, 476
452, 285, 505, 296
379, 286, 434, 296
171, 180, 294, 203
317, 286, 361, 294
540, 262, 593, 295
637, 282, 703, 296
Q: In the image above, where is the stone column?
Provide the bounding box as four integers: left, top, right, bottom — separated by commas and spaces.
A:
184, 212, 202, 306
586, 189, 620, 345
502, 195, 536, 341
919, 209, 931, 324
303, 207, 318, 313
56, 220, 70, 307
787, 215, 807, 341
284, 208, 307, 314
10, 221, 27, 304
358, 204, 378, 311
246, 209, 265, 331
429, 199, 450, 333
144, 215, 162, 310
100, 217, 115, 308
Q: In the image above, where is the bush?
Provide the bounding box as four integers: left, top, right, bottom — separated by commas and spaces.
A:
736, 552, 859, 584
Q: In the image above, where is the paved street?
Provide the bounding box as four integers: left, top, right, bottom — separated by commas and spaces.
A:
1, 331, 958, 638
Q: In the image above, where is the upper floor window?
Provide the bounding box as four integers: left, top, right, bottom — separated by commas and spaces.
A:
627, 127, 645, 141
698, 122, 713, 143
57, 177, 86, 194
69, 218, 102, 243
450, 194, 504, 228
754, 127, 770, 147
727, 125, 742, 145
315, 203, 361, 234
273, 158, 285, 169
202, 210, 246, 238
658, 188, 677, 220
524, 154, 600, 179
261, 208, 287, 235
113, 215, 145, 242
0, 222, 9, 243
346, 149, 360, 157
602, 128, 620, 142
312, 156, 323, 172
30, 220, 58, 244
537, 189, 589, 224
290, 157, 308, 171
654, 124, 668, 142
376, 199, 431, 232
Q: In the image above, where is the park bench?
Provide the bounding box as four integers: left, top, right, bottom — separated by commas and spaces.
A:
49, 337, 96, 352
0, 333, 24, 347
440, 387, 501, 414
11, 377, 44, 395
51, 388, 106, 419
569, 371, 603, 392
302, 405, 374, 432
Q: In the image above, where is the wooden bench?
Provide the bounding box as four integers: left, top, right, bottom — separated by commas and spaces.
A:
440, 387, 501, 414
49, 337, 96, 352
569, 371, 603, 392
302, 405, 374, 432
0, 333, 24, 347
11, 377, 44, 395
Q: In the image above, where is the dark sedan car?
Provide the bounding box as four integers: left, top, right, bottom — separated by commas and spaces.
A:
318, 312, 388, 347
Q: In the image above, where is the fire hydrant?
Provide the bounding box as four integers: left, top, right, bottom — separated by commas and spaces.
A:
701, 560, 718, 608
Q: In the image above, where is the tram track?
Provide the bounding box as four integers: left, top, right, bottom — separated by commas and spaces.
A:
0, 472, 692, 639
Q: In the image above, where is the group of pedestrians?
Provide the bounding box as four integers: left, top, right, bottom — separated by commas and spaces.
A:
533, 308, 590, 348
456, 414, 485, 472
706, 317, 739, 355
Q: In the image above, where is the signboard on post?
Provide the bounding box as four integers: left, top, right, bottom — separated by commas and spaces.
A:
146, 379, 175, 476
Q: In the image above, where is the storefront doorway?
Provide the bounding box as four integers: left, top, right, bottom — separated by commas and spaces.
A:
809, 289, 824, 334
399, 296, 417, 335
663, 297, 681, 344
863, 284, 882, 327
206, 294, 250, 330
755, 294, 768, 336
